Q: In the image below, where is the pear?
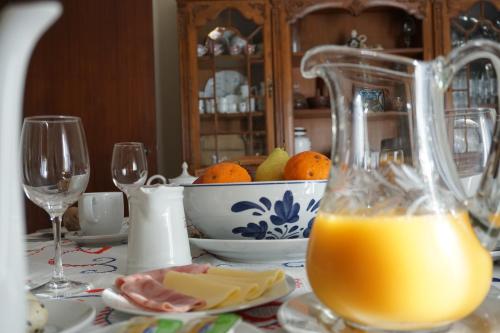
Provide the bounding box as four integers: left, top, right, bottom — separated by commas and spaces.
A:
255, 148, 290, 181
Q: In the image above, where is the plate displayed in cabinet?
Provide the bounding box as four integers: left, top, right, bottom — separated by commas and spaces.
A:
204, 70, 247, 98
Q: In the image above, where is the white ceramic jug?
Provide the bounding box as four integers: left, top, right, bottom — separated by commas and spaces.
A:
0, 2, 61, 332
127, 185, 192, 274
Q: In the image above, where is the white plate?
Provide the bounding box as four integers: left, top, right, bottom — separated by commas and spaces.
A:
492, 250, 500, 261
65, 231, 128, 245
88, 320, 262, 333
204, 70, 247, 98
190, 238, 308, 263
102, 275, 295, 319
278, 288, 500, 333
43, 299, 96, 333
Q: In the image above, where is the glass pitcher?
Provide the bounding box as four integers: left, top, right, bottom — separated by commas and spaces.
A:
302, 40, 500, 332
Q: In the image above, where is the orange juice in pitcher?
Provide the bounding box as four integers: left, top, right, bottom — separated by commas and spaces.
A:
307, 212, 492, 330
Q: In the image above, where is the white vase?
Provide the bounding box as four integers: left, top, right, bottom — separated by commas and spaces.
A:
294, 127, 311, 154
0, 2, 61, 332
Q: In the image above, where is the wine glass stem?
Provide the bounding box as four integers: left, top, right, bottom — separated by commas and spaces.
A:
125, 193, 131, 221
51, 215, 65, 283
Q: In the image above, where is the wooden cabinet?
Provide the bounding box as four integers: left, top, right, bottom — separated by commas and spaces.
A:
177, 1, 275, 169
177, 0, 498, 170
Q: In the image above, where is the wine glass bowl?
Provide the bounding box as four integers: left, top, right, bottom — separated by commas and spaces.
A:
21, 115, 91, 298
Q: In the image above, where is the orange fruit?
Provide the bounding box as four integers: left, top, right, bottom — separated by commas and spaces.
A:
198, 162, 251, 184
283, 151, 330, 180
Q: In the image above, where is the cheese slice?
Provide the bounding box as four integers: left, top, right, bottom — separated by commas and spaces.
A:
163, 268, 286, 310
194, 274, 261, 301
163, 271, 244, 309
207, 267, 285, 295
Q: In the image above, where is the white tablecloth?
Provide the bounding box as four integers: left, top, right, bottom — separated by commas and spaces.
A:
27, 239, 313, 331
27, 239, 500, 331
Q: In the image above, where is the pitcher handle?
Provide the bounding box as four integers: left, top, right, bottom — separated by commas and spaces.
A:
437, 39, 500, 250
146, 174, 167, 185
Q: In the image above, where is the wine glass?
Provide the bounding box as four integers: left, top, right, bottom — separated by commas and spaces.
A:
21, 115, 91, 298
111, 142, 148, 199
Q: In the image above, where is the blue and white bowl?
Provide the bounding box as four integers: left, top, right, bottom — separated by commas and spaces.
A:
183, 180, 327, 240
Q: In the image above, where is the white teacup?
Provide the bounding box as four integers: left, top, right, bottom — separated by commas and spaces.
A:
78, 192, 124, 236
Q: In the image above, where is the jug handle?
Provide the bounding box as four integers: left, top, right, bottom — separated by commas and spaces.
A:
146, 174, 167, 185
435, 39, 500, 250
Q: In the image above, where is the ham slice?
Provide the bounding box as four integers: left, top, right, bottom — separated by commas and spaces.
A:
115, 264, 210, 312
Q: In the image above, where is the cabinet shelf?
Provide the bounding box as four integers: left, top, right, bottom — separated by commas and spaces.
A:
293, 109, 408, 119
366, 111, 409, 119
382, 48, 424, 56
200, 130, 266, 136
198, 55, 264, 70
292, 47, 423, 66
294, 108, 330, 118
200, 112, 265, 119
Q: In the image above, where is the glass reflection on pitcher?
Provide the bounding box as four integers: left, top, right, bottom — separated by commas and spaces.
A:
301, 40, 500, 332
446, 108, 495, 197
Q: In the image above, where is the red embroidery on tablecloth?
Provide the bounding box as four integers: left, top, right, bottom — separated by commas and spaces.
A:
78, 246, 112, 254
47, 246, 112, 265
294, 278, 303, 289
27, 245, 51, 256
86, 288, 104, 293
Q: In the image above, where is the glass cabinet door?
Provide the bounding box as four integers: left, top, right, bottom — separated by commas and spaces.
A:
448, 1, 499, 109
446, 1, 498, 178
195, 7, 272, 167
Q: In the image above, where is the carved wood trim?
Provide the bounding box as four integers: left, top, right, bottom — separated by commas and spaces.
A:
177, 3, 192, 164
190, 2, 266, 27
433, 1, 445, 55
285, 0, 428, 22
444, 0, 500, 19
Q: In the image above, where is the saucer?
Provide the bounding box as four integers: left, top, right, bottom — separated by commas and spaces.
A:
27, 227, 69, 241
278, 288, 500, 333
189, 238, 308, 263
65, 231, 127, 245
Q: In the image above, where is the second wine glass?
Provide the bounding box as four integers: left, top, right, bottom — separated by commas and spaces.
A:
111, 142, 148, 198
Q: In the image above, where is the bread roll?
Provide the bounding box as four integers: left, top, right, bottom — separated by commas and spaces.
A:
26, 292, 48, 333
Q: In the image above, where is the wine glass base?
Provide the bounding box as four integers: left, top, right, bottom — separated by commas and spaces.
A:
31, 279, 92, 299
278, 288, 500, 333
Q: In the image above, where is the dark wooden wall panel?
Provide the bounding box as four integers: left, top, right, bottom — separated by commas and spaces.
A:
23, 0, 157, 232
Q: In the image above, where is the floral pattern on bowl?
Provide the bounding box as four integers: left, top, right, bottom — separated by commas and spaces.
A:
183, 180, 326, 240
231, 190, 320, 240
